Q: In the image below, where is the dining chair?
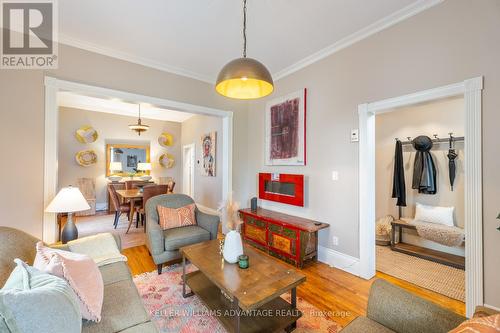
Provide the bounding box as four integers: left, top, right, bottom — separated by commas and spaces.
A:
107, 185, 130, 228
167, 181, 175, 193
136, 185, 169, 232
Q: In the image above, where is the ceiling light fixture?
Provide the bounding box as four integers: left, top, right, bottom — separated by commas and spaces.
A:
215, 0, 273, 100
129, 104, 149, 135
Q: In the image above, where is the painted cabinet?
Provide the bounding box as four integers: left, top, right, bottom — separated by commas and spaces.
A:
239, 208, 329, 268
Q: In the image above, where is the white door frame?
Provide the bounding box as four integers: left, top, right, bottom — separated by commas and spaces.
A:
358, 77, 483, 317
182, 143, 195, 197
43, 76, 233, 243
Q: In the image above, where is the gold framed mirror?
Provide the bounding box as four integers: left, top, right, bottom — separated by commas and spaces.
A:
106, 143, 150, 176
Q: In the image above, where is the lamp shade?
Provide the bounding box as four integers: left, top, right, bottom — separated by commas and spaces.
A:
137, 162, 152, 171
215, 57, 274, 99
109, 162, 123, 172
45, 186, 90, 213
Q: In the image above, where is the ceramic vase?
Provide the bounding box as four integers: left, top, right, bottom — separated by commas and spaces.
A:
223, 230, 243, 264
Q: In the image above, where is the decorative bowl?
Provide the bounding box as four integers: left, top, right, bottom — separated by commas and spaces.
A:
140, 175, 152, 181
108, 175, 122, 182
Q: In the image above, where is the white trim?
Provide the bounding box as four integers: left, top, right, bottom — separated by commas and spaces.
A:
44, 76, 233, 242
182, 143, 195, 198
274, 0, 443, 80
95, 203, 108, 211
318, 246, 361, 277
59, 34, 213, 84
483, 304, 500, 312
358, 77, 483, 318
58, 1, 442, 85
196, 204, 220, 217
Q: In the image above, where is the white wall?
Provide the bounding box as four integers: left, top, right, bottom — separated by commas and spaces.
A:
375, 97, 465, 256
181, 114, 223, 210
58, 107, 182, 208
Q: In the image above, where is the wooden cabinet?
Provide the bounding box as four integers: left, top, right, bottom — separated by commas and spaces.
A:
239, 208, 329, 268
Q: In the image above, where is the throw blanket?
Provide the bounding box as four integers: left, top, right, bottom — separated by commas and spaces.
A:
68, 233, 127, 266
411, 220, 465, 247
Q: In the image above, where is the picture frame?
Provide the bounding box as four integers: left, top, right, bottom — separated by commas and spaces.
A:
265, 88, 307, 166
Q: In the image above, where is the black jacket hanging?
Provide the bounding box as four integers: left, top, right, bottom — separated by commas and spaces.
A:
412, 135, 437, 194
392, 139, 406, 206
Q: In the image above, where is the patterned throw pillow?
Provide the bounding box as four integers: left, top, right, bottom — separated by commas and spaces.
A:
157, 203, 197, 230
448, 314, 500, 332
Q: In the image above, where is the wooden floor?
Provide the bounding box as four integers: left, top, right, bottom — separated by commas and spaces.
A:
123, 244, 465, 327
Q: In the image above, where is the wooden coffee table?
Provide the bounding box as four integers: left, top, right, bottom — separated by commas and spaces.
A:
180, 240, 306, 333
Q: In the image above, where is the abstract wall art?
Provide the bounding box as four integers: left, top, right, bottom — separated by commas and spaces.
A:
265, 89, 307, 165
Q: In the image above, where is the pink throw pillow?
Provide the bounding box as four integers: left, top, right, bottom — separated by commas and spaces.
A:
448, 314, 500, 332
157, 203, 197, 230
34, 242, 104, 322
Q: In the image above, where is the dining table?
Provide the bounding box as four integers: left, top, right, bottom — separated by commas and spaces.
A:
115, 189, 143, 223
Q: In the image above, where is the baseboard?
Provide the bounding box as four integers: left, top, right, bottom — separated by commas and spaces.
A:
96, 202, 108, 211
318, 245, 361, 276
196, 203, 219, 216
483, 303, 500, 312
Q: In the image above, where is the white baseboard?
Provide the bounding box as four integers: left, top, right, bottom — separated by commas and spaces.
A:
483, 303, 500, 312
196, 203, 219, 216
96, 202, 108, 211
318, 245, 361, 276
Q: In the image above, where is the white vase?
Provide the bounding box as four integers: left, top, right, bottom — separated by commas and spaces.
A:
223, 230, 243, 264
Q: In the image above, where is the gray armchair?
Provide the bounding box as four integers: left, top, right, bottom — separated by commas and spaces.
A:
145, 194, 220, 274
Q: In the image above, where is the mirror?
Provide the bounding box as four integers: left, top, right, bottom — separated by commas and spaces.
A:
106, 143, 150, 176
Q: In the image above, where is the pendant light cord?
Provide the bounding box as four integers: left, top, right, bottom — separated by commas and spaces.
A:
243, 0, 247, 58
138, 104, 141, 120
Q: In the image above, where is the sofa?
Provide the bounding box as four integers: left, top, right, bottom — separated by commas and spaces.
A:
0, 227, 158, 333
145, 194, 220, 274
341, 279, 467, 333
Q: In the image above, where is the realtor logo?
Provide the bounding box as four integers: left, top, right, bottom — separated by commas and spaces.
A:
1, 0, 58, 69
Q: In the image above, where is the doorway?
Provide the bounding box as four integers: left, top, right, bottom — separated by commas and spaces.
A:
183, 143, 195, 197
358, 77, 483, 317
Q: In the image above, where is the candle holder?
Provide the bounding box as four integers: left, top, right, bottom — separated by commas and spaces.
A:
238, 254, 249, 269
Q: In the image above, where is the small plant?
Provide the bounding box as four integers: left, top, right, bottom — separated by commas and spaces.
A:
218, 197, 243, 232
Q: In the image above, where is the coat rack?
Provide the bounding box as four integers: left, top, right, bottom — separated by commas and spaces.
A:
395, 133, 465, 146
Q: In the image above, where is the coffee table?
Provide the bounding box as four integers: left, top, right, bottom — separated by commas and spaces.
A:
180, 240, 306, 333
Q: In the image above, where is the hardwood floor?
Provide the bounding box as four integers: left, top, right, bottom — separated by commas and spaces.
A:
123, 244, 465, 327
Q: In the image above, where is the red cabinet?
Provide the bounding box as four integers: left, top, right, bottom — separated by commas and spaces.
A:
239, 208, 329, 268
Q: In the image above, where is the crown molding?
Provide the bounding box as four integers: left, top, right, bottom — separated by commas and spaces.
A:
58, 0, 442, 85
273, 0, 444, 81
58, 33, 214, 84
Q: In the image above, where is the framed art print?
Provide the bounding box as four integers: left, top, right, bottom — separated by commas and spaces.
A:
265, 88, 307, 165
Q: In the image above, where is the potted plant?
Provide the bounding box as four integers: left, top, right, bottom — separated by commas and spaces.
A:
219, 198, 243, 263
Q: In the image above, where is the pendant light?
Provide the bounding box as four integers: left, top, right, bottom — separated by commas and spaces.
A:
215, 0, 273, 100
129, 104, 149, 135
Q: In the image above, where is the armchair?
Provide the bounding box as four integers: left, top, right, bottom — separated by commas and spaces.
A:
145, 194, 220, 274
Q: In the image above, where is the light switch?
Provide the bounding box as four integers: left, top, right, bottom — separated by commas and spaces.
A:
351, 129, 359, 142
332, 171, 339, 181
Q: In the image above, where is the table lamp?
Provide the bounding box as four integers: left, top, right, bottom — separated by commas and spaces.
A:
137, 162, 152, 181
45, 186, 90, 244
108, 162, 123, 182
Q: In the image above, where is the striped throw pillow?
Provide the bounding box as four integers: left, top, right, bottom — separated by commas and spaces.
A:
157, 203, 196, 230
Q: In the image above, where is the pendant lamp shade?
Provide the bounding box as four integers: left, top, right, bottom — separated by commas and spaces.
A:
129, 104, 149, 135
216, 57, 273, 99
215, 0, 273, 99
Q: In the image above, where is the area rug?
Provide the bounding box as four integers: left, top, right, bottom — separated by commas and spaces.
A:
76, 213, 145, 249
133, 264, 341, 333
376, 245, 465, 301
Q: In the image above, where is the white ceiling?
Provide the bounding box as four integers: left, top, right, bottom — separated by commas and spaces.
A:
58, 91, 195, 123
59, 0, 438, 83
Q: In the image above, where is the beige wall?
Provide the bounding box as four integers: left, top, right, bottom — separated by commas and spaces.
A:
181, 115, 223, 210
375, 97, 465, 256
244, 0, 500, 306
58, 107, 182, 206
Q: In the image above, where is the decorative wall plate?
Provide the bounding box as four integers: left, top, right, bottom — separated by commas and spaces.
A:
158, 132, 174, 147
159, 153, 175, 168
75, 125, 98, 143
75, 150, 98, 166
